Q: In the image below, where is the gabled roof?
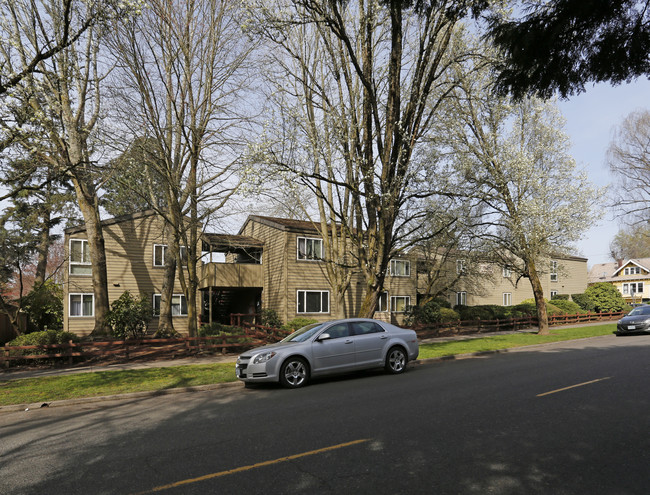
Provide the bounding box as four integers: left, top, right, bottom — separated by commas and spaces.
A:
202, 233, 264, 250
240, 215, 343, 235
612, 258, 650, 276
588, 258, 650, 283
65, 209, 158, 235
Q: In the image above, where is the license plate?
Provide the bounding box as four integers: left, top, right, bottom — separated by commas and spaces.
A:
628, 325, 636, 330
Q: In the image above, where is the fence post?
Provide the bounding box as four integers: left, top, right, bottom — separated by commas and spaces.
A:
125, 341, 129, 361
3, 343, 8, 369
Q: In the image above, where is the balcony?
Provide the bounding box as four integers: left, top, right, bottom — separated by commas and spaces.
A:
199, 262, 263, 289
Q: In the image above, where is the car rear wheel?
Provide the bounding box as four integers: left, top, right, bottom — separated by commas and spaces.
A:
280, 357, 309, 388
385, 346, 407, 374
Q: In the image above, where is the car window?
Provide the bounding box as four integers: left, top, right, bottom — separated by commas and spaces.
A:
324, 323, 350, 339
628, 306, 650, 316
281, 323, 324, 343
351, 321, 384, 336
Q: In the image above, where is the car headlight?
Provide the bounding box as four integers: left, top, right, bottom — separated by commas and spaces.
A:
252, 351, 277, 364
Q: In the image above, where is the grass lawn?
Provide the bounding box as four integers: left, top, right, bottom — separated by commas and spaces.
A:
418, 324, 616, 359
0, 324, 616, 407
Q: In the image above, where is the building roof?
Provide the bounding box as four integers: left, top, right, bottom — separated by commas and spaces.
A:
588, 258, 650, 283
240, 215, 343, 235
202, 233, 264, 250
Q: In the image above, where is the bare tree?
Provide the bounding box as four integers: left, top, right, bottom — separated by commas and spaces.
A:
245, 0, 488, 317
109, 0, 253, 336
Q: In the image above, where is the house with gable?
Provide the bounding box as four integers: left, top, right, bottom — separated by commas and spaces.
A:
588, 258, 650, 304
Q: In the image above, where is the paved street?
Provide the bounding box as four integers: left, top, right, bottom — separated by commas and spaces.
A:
1, 335, 648, 494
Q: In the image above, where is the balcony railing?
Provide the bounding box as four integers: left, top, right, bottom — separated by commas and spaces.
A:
199, 262, 263, 288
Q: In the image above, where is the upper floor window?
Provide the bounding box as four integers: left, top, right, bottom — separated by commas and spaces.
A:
297, 237, 323, 261
502, 266, 512, 278
69, 239, 91, 275
456, 259, 466, 275
154, 244, 187, 267
550, 260, 558, 282
624, 266, 642, 275
390, 259, 410, 277
297, 290, 329, 313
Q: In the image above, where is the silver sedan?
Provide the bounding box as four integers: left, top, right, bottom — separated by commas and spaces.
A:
235, 318, 419, 388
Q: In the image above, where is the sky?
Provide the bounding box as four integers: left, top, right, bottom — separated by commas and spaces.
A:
556, 78, 650, 268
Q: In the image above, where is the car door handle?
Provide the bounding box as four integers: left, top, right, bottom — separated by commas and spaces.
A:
345, 339, 353, 344
380, 335, 388, 339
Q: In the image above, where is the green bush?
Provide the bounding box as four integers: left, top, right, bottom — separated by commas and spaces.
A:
404, 300, 442, 325
282, 317, 319, 332
259, 309, 283, 328
198, 322, 245, 336
8, 330, 79, 357
22, 280, 63, 331
549, 299, 582, 314
584, 282, 628, 312
519, 298, 565, 315
105, 291, 152, 339
439, 307, 460, 322
571, 293, 596, 312
551, 293, 570, 301
456, 305, 512, 320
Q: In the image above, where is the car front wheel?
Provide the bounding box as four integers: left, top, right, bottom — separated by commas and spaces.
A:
280, 357, 309, 388
385, 346, 407, 374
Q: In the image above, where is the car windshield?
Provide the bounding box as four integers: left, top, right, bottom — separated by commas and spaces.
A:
281, 323, 324, 343
628, 306, 650, 316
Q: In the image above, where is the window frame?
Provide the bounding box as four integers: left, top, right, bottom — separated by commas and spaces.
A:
389, 259, 411, 277
153, 294, 188, 317
377, 291, 388, 312
296, 290, 330, 314
455, 291, 467, 306
390, 295, 410, 313
69, 293, 94, 317
296, 236, 324, 261
502, 292, 512, 306
154, 244, 187, 267
69, 239, 92, 275
456, 259, 466, 275
550, 260, 558, 282
502, 266, 512, 278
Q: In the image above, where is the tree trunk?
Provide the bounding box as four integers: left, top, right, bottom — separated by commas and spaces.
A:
157, 226, 177, 336
528, 260, 549, 335
33, 203, 52, 286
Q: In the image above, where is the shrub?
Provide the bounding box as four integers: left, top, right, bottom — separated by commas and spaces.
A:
259, 309, 283, 328
519, 298, 565, 315
584, 282, 628, 312
549, 299, 582, 314
438, 307, 460, 323
404, 300, 442, 326
551, 293, 570, 300
105, 291, 152, 339
8, 330, 79, 357
571, 293, 596, 312
21, 280, 63, 331
198, 322, 245, 336
282, 317, 319, 332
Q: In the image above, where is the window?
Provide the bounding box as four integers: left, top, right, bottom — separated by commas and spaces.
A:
390, 259, 411, 277
297, 290, 329, 313
377, 291, 388, 312
154, 245, 187, 267
69, 239, 91, 275
550, 260, 558, 282
297, 237, 323, 261
550, 290, 558, 298
325, 322, 350, 339
390, 296, 410, 313
456, 259, 466, 275
624, 266, 641, 275
69, 293, 94, 317
502, 266, 512, 278
503, 292, 512, 306
455, 291, 466, 306
153, 294, 188, 316
623, 282, 644, 295
351, 321, 384, 335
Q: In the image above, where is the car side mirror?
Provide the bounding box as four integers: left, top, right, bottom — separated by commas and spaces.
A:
316, 333, 331, 342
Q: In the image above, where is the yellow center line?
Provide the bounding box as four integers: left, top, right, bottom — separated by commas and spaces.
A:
132, 438, 370, 495
537, 377, 612, 397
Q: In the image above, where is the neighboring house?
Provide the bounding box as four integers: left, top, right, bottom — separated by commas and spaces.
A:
588, 258, 650, 304
63, 211, 589, 336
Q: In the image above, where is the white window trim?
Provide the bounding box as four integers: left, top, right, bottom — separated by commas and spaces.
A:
456, 259, 466, 275
377, 291, 388, 312
297, 237, 324, 261
550, 260, 558, 282
296, 290, 330, 314
503, 292, 512, 306
390, 259, 411, 277
69, 293, 94, 317
550, 290, 558, 298
502, 266, 511, 278
153, 244, 167, 267
153, 294, 188, 317
69, 239, 92, 275
390, 295, 410, 313
455, 291, 467, 306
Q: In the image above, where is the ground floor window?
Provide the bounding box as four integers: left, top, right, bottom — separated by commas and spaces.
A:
390, 295, 410, 313
455, 291, 466, 306
377, 291, 388, 312
297, 290, 329, 314
623, 282, 644, 295
503, 292, 512, 306
69, 293, 94, 317
153, 294, 188, 316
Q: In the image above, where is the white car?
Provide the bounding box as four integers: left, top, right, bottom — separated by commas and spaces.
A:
235, 318, 419, 388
